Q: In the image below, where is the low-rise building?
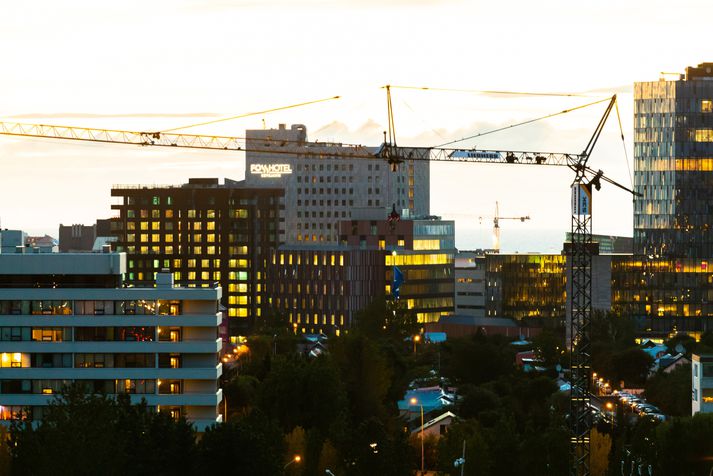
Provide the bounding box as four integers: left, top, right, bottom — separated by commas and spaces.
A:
692, 354, 713, 415
0, 251, 222, 431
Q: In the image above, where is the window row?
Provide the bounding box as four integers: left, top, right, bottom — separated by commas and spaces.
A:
0, 300, 183, 316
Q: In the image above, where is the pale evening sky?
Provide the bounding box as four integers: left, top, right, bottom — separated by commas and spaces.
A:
1, 0, 711, 252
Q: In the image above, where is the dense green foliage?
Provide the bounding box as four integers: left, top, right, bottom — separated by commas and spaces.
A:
10, 386, 196, 476
10, 302, 713, 475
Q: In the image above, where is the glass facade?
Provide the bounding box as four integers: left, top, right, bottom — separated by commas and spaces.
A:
611, 255, 713, 333
629, 64, 713, 333
485, 254, 566, 321
634, 74, 713, 258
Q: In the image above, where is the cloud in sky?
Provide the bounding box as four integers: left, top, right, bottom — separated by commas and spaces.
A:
7, 112, 222, 120
182, 0, 462, 10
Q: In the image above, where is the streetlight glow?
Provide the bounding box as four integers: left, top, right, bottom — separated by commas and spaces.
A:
409, 397, 425, 475
284, 455, 302, 469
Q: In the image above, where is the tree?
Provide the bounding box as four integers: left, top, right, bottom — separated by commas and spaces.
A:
258, 355, 347, 435
339, 417, 414, 476
317, 439, 342, 476
590, 310, 636, 349
437, 419, 492, 476
223, 374, 260, 420
10, 385, 196, 476
331, 334, 394, 423
197, 410, 284, 476
284, 426, 306, 476
598, 348, 653, 388
353, 296, 418, 343
645, 364, 691, 416
0, 426, 12, 476
589, 427, 611, 476
439, 333, 514, 386
532, 328, 565, 368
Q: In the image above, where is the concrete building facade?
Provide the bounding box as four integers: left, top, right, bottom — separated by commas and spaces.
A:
0, 251, 223, 431
244, 123, 430, 244
454, 251, 486, 318
692, 354, 713, 415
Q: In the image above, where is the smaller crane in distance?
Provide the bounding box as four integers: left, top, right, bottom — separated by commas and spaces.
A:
478, 201, 530, 253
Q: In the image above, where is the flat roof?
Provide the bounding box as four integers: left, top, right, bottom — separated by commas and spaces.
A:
0, 252, 126, 275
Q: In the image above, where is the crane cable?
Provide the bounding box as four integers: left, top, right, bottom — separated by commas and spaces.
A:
385, 84, 590, 98
159, 95, 341, 133
614, 99, 634, 188
432, 96, 612, 148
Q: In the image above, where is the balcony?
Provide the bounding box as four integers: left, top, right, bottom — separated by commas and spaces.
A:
0, 339, 222, 354
0, 313, 222, 328
0, 389, 223, 408
0, 364, 222, 381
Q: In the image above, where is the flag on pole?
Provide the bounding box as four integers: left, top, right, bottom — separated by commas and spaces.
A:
392, 266, 404, 299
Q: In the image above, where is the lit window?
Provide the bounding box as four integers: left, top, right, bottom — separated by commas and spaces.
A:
695, 129, 713, 142
703, 100, 713, 113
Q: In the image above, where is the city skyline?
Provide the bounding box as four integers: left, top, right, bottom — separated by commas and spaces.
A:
2, 1, 712, 251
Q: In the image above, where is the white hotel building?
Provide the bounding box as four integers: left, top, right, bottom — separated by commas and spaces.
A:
245, 123, 430, 245
0, 250, 222, 431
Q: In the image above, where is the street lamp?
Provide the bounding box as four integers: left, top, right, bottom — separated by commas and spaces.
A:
284, 455, 301, 470
413, 334, 421, 354
410, 397, 425, 476
605, 401, 614, 431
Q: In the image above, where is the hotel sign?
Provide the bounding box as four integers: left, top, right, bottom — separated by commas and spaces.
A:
250, 163, 293, 178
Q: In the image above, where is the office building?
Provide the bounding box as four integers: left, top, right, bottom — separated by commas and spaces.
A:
608, 63, 713, 334
341, 217, 455, 324
634, 63, 713, 258
244, 123, 430, 244
264, 246, 385, 334
485, 253, 567, 321
264, 217, 455, 333
110, 178, 283, 334
0, 250, 223, 431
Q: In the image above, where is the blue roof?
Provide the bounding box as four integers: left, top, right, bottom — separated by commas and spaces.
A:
398, 387, 456, 412
424, 332, 447, 343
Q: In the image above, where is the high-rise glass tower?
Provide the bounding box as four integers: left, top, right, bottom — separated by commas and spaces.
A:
634, 63, 713, 258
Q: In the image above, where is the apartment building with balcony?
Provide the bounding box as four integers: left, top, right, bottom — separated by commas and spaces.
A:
0, 250, 222, 431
